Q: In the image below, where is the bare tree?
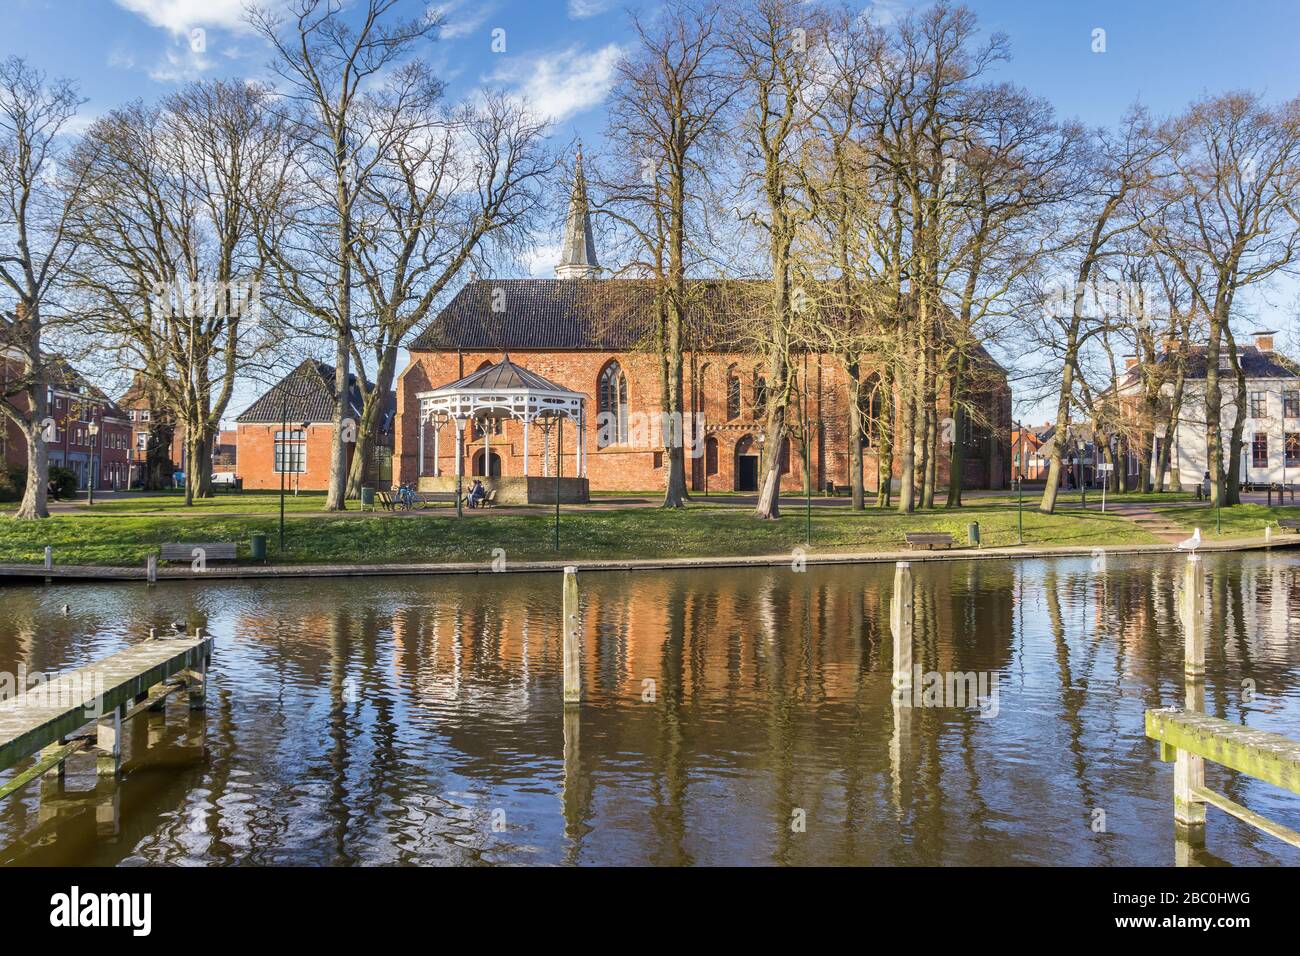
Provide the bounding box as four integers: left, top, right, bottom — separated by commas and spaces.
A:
1143, 92, 1300, 506
0, 57, 88, 519
602, 0, 736, 509
347, 82, 551, 496
248, 0, 440, 510
726, 0, 824, 519
71, 80, 293, 504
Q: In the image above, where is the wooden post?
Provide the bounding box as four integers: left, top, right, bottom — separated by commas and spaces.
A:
146, 553, 157, 584
1180, 553, 1205, 679
890, 561, 914, 689
95, 705, 122, 777
1175, 553, 1207, 838
562, 566, 581, 703
43, 546, 51, 570
188, 655, 207, 710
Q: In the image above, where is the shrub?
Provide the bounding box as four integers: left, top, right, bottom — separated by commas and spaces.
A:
48, 466, 77, 500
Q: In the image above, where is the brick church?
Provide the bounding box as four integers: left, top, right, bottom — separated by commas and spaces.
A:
394, 153, 1011, 496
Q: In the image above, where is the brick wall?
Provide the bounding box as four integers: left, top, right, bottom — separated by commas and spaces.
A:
395, 349, 1011, 494
236, 422, 357, 491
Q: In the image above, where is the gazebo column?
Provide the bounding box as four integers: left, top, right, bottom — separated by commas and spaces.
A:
417, 412, 425, 477
523, 417, 530, 477
432, 420, 440, 476
454, 418, 464, 477
578, 408, 586, 477
484, 421, 490, 477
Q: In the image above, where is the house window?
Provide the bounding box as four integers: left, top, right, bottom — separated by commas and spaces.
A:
1249, 391, 1267, 418
1252, 432, 1269, 468
1285, 391, 1300, 418
597, 360, 628, 447
274, 429, 306, 473
752, 373, 767, 419
726, 366, 741, 421
1287, 433, 1300, 467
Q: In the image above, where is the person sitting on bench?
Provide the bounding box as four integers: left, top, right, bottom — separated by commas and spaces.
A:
468, 479, 487, 509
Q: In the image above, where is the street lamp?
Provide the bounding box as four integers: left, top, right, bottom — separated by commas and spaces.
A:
86, 420, 100, 506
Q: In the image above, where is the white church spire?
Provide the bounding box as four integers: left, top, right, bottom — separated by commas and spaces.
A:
555, 146, 600, 280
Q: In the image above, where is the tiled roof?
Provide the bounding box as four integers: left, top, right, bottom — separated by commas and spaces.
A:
434, 355, 578, 394
237, 359, 395, 428
410, 279, 1006, 376
1119, 344, 1300, 389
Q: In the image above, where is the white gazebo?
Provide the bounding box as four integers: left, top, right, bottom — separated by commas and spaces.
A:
414, 355, 590, 508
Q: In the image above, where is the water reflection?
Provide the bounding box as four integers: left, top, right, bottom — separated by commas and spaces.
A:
1, 553, 1299, 865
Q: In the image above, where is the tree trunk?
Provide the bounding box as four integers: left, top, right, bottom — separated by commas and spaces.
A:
946, 353, 966, 507
16, 421, 49, 519
660, 299, 686, 509
896, 350, 916, 514
876, 365, 894, 509
326, 333, 350, 511
847, 362, 864, 510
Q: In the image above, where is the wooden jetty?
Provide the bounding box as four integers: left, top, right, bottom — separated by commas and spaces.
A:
0, 633, 212, 802
1145, 552, 1300, 858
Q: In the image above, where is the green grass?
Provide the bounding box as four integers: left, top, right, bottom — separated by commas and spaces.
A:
0, 500, 1162, 567
1150, 502, 1300, 539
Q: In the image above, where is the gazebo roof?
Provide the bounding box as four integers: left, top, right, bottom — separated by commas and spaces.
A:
434, 355, 576, 395
417, 355, 585, 424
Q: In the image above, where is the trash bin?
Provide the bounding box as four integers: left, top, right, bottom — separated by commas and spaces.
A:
361, 486, 375, 509
250, 532, 267, 561
968, 521, 980, 546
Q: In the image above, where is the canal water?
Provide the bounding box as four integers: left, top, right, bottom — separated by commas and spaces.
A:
1, 552, 1299, 866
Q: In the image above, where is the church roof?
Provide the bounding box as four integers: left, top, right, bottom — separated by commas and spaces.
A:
409, 279, 1006, 376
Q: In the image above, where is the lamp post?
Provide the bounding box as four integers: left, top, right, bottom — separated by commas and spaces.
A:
86, 420, 99, 506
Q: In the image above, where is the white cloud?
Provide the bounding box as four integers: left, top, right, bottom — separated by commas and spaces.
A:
431, 0, 496, 41
567, 0, 615, 19
148, 45, 214, 83
525, 241, 563, 277
113, 0, 261, 34
492, 44, 623, 124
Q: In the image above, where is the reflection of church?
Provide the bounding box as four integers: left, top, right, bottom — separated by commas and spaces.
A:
394, 152, 1012, 495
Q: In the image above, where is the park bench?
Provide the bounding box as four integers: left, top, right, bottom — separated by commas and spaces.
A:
414, 491, 457, 507
1277, 518, 1300, 530
904, 531, 953, 551
159, 542, 237, 563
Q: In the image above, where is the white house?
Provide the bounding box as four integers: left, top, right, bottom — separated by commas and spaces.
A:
1117, 331, 1300, 490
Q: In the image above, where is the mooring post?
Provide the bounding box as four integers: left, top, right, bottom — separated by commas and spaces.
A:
146, 553, 157, 584
43, 546, 51, 570
562, 566, 581, 704
1180, 553, 1206, 679
1174, 552, 1207, 837
188, 654, 207, 710
95, 704, 123, 777
890, 561, 914, 689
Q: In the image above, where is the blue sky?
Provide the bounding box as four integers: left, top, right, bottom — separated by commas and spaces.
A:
4, 0, 1299, 419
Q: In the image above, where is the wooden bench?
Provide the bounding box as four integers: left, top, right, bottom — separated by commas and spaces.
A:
904, 532, 953, 551
414, 491, 457, 507
159, 542, 238, 563
1277, 518, 1300, 530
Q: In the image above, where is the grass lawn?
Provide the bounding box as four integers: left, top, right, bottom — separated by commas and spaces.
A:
1150, 502, 1300, 539
0, 499, 1163, 567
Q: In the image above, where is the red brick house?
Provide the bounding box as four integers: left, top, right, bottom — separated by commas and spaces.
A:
117, 372, 187, 487
394, 155, 1011, 495
1, 351, 133, 491
234, 360, 395, 491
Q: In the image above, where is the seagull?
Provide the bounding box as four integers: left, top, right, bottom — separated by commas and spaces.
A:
1178, 528, 1202, 554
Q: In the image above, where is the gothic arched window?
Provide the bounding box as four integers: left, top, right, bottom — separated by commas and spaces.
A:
597, 360, 628, 447
726, 366, 741, 420
753, 371, 767, 419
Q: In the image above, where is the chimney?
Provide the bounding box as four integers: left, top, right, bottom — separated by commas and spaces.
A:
1252, 330, 1277, 353
1124, 355, 1139, 370
1161, 334, 1178, 353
